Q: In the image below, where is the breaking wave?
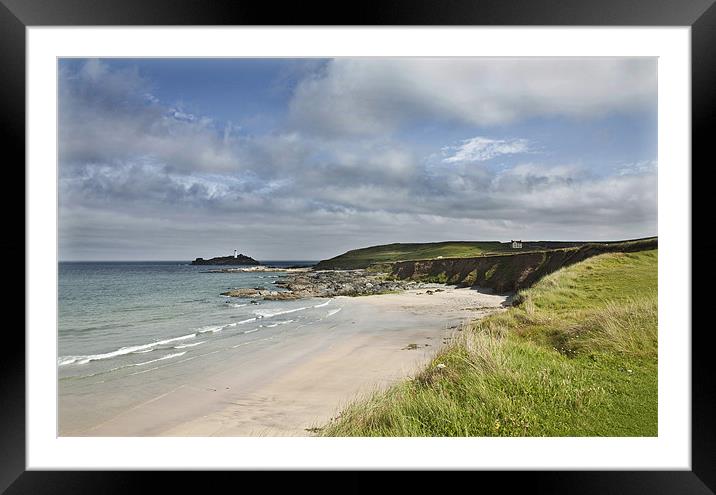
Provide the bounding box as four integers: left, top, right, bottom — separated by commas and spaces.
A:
58, 333, 196, 366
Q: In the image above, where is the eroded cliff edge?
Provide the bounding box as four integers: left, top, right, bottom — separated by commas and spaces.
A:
385, 238, 658, 293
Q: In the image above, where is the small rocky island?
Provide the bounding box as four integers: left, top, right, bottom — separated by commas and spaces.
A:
192, 252, 260, 265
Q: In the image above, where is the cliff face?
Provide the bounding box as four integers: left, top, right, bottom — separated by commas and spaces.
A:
191, 254, 260, 265
388, 238, 658, 293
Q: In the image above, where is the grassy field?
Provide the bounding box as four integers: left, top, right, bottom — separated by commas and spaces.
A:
314, 241, 513, 269
314, 238, 656, 270
320, 249, 658, 436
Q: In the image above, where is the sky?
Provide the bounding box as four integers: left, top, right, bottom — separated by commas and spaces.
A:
58, 58, 657, 261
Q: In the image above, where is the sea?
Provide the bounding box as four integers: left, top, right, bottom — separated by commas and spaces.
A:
57, 260, 347, 433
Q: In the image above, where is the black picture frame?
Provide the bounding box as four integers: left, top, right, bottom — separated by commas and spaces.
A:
3, 0, 712, 492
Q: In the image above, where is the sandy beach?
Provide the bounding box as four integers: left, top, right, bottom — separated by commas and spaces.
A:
63, 286, 508, 436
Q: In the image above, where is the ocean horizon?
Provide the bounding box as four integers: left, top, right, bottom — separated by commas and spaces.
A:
58, 260, 319, 265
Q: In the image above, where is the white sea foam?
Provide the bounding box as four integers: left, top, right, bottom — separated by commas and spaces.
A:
174, 341, 206, 349
243, 328, 259, 334
237, 317, 257, 325
197, 325, 225, 334
60, 313, 272, 367
254, 306, 309, 318
231, 303, 248, 308
327, 308, 342, 317
134, 352, 186, 367
265, 319, 295, 328
58, 333, 197, 366
60, 297, 320, 369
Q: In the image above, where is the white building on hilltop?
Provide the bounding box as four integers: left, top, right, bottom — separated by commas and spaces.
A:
234, 249, 238, 258
511, 240, 523, 249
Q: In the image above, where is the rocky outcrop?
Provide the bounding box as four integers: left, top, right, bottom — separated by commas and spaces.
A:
221, 287, 301, 300
206, 267, 311, 273
192, 254, 260, 265
388, 238, 658, 293
221, 270, 432, 300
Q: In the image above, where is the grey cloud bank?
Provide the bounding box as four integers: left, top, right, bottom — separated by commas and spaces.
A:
288, 58, 656, 135
59, 58, 657, 261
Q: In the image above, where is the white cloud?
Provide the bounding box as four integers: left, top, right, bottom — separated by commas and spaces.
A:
60, 60, 240, 174
616, 160, 658, 176
289, 58, 657, 137
442, 136, 531, 163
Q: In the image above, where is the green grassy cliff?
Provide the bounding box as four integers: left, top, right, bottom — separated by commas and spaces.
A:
389, 238, 658, 292
313, 240, 605, 270
320, 249, 658, 437
314, 237, 656, 271
314, 241, 511, 270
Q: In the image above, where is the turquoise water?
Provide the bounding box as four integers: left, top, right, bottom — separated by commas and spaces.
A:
58, 261, 321, 382
58, 260, 358, 432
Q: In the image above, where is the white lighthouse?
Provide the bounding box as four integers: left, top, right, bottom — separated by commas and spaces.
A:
234, 249, 238, 258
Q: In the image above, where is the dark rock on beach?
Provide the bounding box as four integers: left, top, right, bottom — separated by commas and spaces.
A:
220, 269, 431, 300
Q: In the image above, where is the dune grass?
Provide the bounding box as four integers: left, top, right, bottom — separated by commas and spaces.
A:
320, 249, 658, 437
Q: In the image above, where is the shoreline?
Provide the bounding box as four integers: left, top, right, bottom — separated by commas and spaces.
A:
62, 286, 508, 436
